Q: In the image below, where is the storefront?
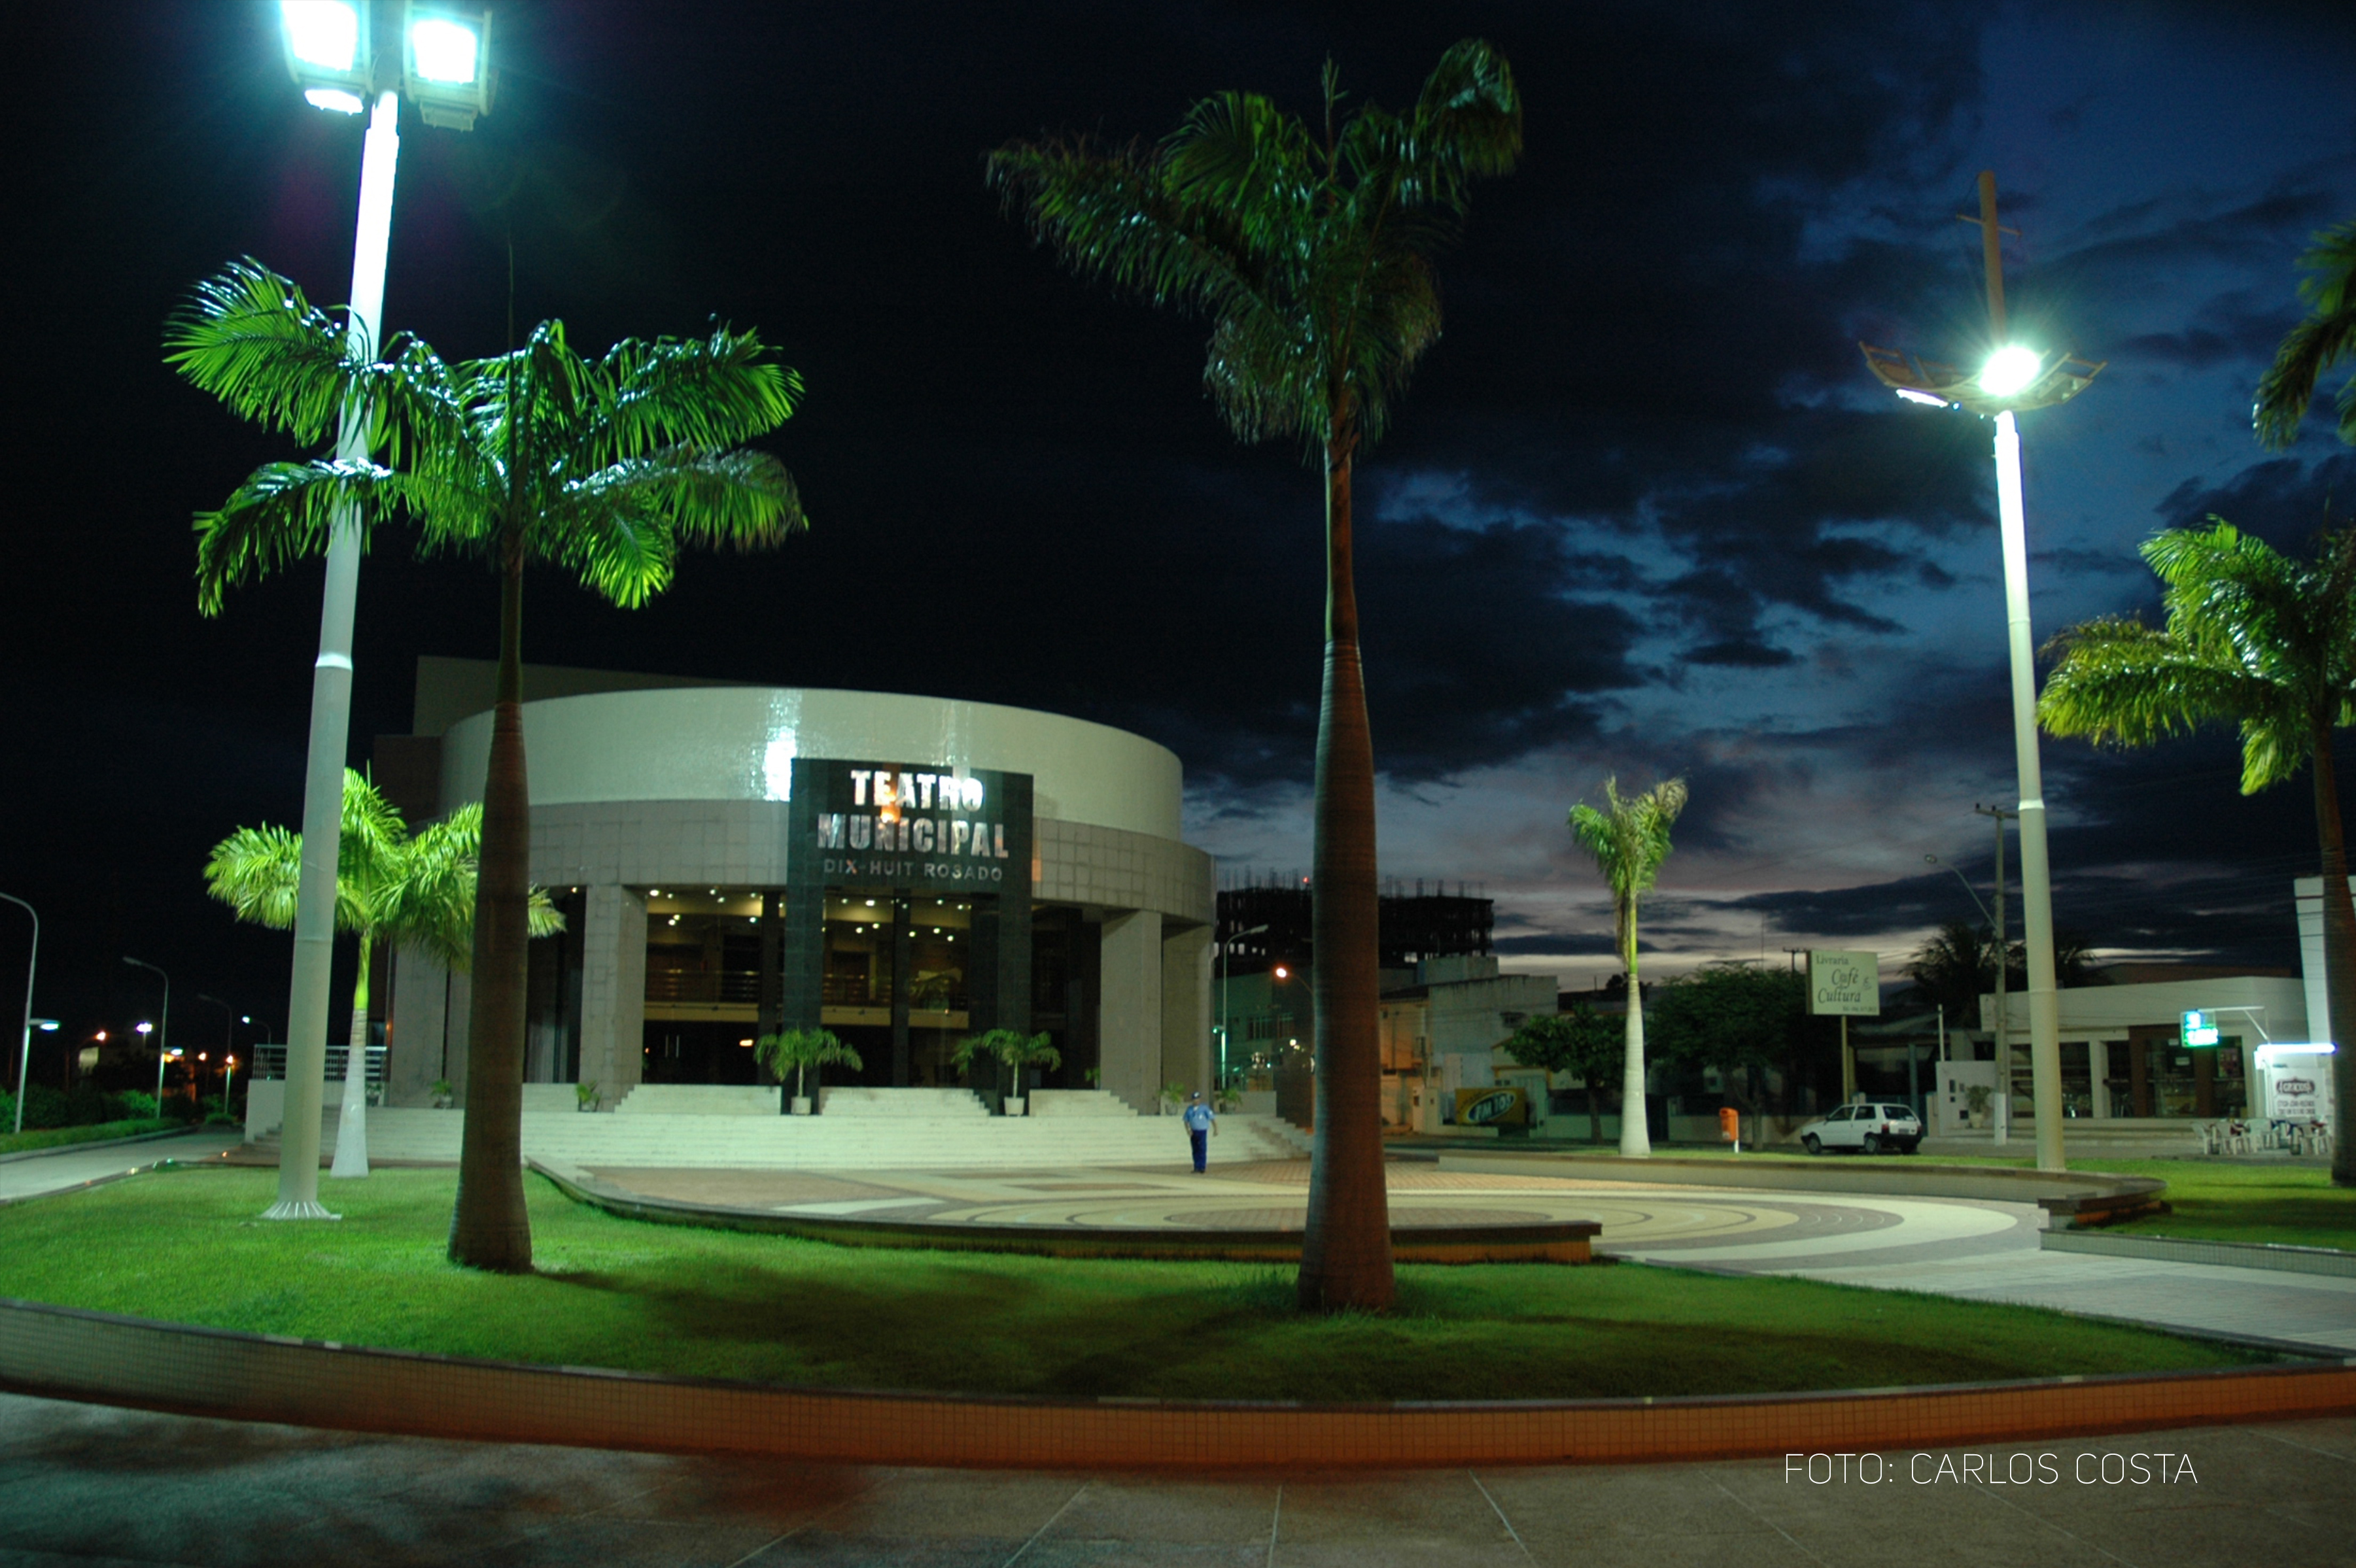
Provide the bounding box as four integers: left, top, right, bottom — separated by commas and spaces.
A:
377, 658, 1214, 1113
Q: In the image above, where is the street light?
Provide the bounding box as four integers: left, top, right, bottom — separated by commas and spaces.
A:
1, 893, 39, 1136
123, 957, 171, 1110
1860, 170, 2101, 1174
265, 0, 493, 1222
1217, 923, 1269, 1089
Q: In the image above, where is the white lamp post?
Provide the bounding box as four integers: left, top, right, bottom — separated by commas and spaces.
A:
1217, 922, 1270, 1089
124, 957, 171, 1114
1, 893, 37, 1136
1862, 171, 2104, 1173
267, 1, 493, 1219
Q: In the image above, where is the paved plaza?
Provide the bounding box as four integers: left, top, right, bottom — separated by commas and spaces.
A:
583, 1157, 2356, 1355
0, 1391, 2345, 1566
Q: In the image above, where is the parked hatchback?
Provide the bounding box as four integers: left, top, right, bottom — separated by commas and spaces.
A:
1798, 1102, 1922, 1155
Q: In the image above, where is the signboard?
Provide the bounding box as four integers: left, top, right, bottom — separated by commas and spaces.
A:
2258, 1049, 2336, 1125
2181, 1009, 2220, 1047
793, 758, 1033, 896
1454, 1086, 1529, 1127
1808, 950, 1881, 1016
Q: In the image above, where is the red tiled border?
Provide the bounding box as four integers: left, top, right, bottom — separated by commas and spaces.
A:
0, 1297, 2346, 1469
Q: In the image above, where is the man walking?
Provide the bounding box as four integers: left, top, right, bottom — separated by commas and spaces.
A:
1182, 1089, 1217, 1174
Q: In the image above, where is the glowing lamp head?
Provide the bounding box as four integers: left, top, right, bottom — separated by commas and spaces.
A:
1273, 965, 1290, 981
303, 86, 365, 114
282, 1, 362, 72
135, 1023, 152, 1037
1980, 345, 2043, 399
408, 16, 479, 83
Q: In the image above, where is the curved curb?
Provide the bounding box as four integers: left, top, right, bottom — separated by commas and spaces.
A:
532, 1159, 1601, 1264
1432, 1151, 2168, 1214
0, 1297, 2347, 1470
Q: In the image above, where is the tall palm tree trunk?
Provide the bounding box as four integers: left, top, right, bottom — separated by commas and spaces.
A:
1298, 435, 1395, 1314
329, 929, 373, 1179
2312, 723, 2356, 1188
449, 555, 534, 1270
1620, 931, 1652, 1157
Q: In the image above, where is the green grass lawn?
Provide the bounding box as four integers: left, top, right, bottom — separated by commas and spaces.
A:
0, 1119, 174, 1159
2073, 1159, 2356, 1252
0, 1165, 2268, 1401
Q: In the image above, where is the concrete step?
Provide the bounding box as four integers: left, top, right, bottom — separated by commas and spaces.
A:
263, 1106, 1296, 1171
613, 1085, 780, 1116
818, 1087, 988, 1117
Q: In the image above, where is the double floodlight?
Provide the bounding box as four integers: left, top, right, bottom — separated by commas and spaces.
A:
1860, 340, 2104, 417
280, 1, 493, 128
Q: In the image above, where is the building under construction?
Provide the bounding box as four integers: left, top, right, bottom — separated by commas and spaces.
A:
1215, 875, 1493, 976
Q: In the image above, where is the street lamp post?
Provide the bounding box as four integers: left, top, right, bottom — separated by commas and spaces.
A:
123, 957, 171, 1111
1, 893, 38, 1135
266, 1, 494, 1220
1217, 922, 1270, 1090
1862, 170, 2102, 1174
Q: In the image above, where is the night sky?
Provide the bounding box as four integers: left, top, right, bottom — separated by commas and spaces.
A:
5, 1, 2354, 1051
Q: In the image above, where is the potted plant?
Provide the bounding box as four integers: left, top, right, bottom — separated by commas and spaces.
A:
1213, 1085, 1243, 1114
429, 1079, 455, 1110
1160, 1080, 1188, 1116
1964, 1083, 1992, 1129
755, 1028, 863, 1114
575, 1080, 600, 1113
953, 1029, 1062, 1115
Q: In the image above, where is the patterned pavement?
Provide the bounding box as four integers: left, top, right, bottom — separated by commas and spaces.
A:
581, 1157, 2356, 1354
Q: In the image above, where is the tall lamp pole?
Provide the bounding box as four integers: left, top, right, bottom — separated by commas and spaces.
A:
1862, 170, 2102, 1174
267, 1, 494, 1220
1, 894, 37, 1135
123, 957, 171, 1110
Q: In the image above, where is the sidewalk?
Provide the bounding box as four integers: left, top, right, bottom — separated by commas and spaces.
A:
0, 1389, 2342, 1566
0, 1129, 243, 1206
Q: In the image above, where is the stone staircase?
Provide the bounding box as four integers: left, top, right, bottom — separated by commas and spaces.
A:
613, 1085, 780, 1116
251, 1106, 1310, 1171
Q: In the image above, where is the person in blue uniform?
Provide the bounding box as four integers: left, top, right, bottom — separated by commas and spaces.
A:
1181, 1090, 1217, 1173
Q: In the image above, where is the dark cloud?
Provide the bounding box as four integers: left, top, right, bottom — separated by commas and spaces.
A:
2154, 453, 2356, 546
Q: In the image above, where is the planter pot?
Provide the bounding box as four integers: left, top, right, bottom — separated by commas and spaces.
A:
789, 1096, 812, 1116
575, 1101, 597, 1114
430, 1096, 454, 1110
1003, 1097, 1026, 1117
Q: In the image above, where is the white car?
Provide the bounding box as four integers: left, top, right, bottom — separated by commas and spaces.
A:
1799, 1102, 1922, 1155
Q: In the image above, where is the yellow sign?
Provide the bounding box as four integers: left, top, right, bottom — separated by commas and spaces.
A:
1455, 1087, 1529, 1127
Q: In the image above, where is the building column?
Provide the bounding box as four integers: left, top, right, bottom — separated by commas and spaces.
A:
1160, 923, 1211, 1100
576, 884, 648, 1100
385, 945, 445, 1108
1098, 910, 1163, 1114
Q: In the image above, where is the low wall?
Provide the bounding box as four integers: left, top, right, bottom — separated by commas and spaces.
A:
0, 1296, 2345, 1470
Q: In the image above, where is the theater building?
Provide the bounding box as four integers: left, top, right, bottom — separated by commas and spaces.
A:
373, 658, 1215, 1112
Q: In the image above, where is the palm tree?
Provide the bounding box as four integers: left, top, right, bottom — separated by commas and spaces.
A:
2040, 521, 2356, 1186
169, 260, 808, 1267
204, 769, 561, 1176
2255, 217, 2356, 449
990, 42, 1520, 1314
1906, 919, 1998, 1023
1568, 777, 1688, 1158
754, 1027, 864, 1111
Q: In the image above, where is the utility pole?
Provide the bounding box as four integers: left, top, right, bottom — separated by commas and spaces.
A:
1976, 804, 2017, 1145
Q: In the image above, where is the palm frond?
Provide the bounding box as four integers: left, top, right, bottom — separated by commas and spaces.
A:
595, 329, 804, 459
192, 459, 402, 616
165, 260, 370, 445
203, 825, 305, 931
2254, 216, 2356, 450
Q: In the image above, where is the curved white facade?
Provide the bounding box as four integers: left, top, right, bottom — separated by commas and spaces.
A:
392, 674, 1215, 1121
440, 687, 1184, 841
